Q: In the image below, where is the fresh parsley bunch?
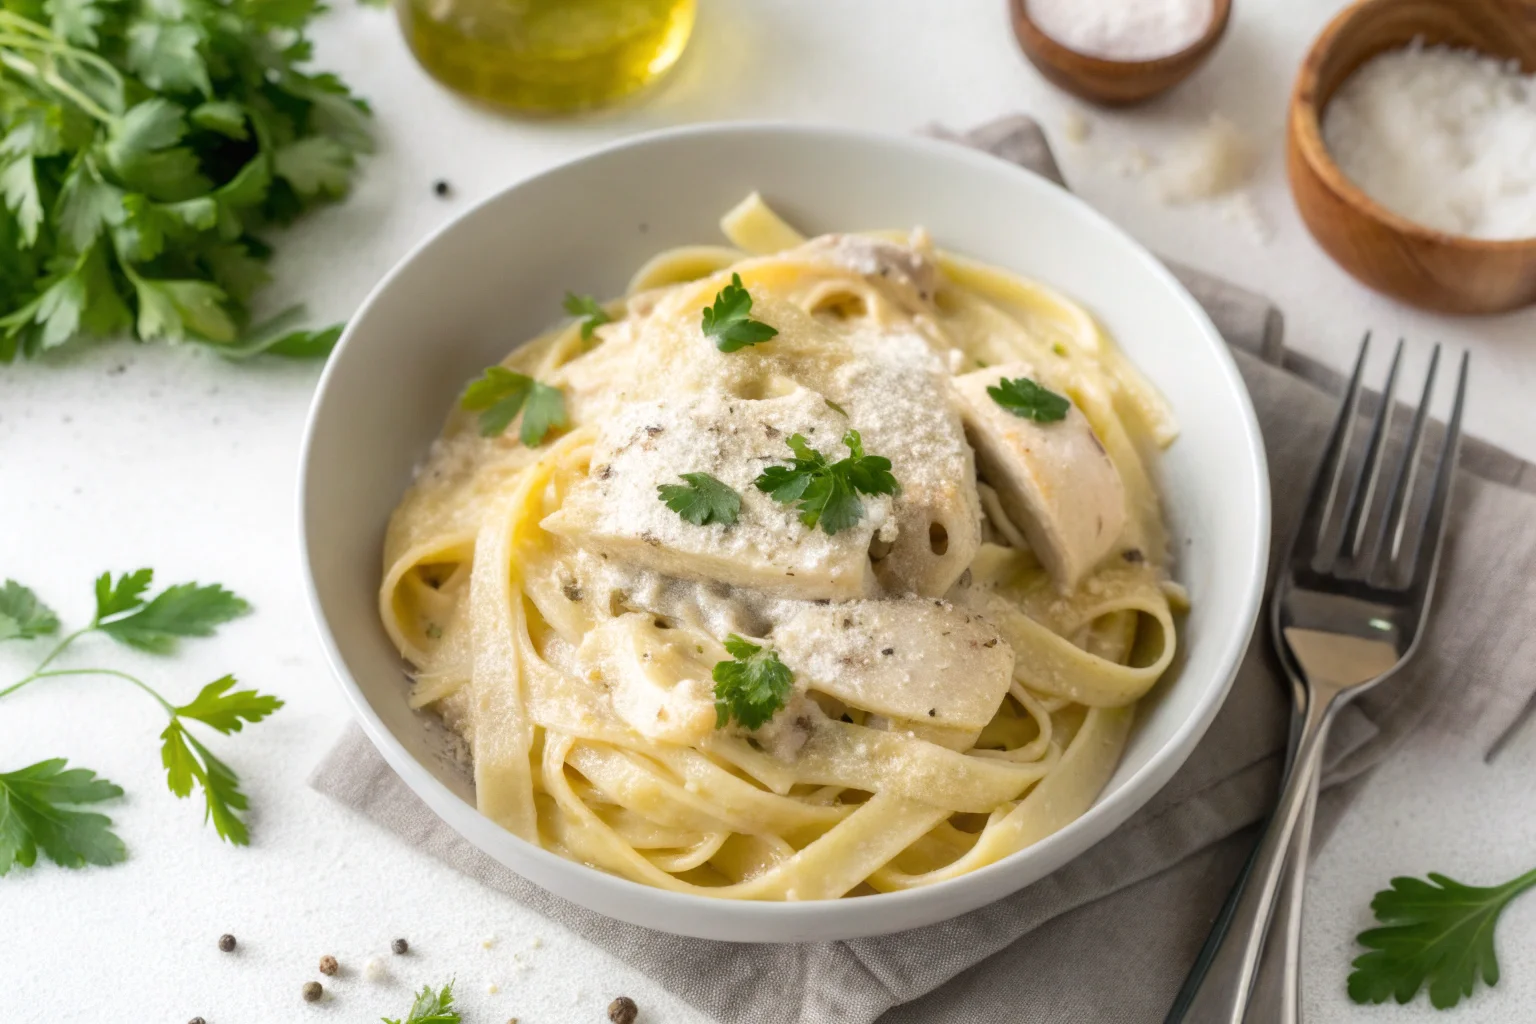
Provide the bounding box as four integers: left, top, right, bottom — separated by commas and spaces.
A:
0, 0, 371, 362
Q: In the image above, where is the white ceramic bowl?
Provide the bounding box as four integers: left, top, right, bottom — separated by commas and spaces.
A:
300, 122, 1270, 942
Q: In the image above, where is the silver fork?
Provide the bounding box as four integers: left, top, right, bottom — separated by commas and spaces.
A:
1165, 334, 1469, 1024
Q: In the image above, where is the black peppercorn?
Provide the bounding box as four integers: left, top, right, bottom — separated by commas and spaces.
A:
392, 937, 409, 955
318, 954, 339, 976
432, 179, 450, 198
189, 1017, 206, 1024
608, 995, 639, 1024
218, 933, 236, 952
302, 981, 323, 1003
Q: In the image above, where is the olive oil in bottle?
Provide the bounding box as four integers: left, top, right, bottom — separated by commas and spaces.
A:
399, 0, 696, 114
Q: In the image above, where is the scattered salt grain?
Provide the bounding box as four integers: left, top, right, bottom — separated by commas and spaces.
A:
487, 982, 501, 994
481, 935, 497, 949
1323, 41, 1536, 240
1028, 0, 1213, 61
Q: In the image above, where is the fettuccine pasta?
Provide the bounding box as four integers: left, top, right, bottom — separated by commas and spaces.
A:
380, 193, 1182, 899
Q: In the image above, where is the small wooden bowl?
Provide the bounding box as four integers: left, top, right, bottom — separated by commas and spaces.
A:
1288, 0, 1536, 314
1009, 0, 1232, 106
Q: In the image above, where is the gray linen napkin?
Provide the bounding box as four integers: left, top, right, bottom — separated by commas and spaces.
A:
310, 116, 1536, 1024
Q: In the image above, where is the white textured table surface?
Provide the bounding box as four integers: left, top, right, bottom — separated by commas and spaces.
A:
3, 2, 1534, 1022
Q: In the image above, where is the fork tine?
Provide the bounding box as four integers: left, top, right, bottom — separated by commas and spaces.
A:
1366, 344, 1441, 580
1295, 333, 1371, 565
1331, 338, 1403, 568
1407, 350, 1468, 595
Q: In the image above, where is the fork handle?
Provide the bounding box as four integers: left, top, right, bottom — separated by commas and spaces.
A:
1164, 691, 1341, 1024
1246, 771, 1320, 1024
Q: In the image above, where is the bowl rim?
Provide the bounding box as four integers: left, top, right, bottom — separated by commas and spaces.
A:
1291, 0, 1536, 252
1010, 0, 1233, 72
297, 119, 1271, 934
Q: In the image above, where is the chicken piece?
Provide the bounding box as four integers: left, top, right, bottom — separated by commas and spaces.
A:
794, 234, 942, 311
575, 613, 722, 745
954, 363, 1126, 591
772, 597, 1014, 741
542, 389, 889, 601
834, 328, 982, 597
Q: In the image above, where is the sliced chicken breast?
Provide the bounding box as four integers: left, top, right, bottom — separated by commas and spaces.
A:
954, 362, 1126, 591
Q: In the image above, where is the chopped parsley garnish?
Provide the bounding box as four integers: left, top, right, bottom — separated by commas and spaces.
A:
712, 635, 793, 730
459, 366, 568, 445
563, 292, 611, 340
701, 273, 778, 352
658, 472, 741, 526
1348, 866, 1536, 1009
754, 429, 898, 536
987, 376, 1071, 423
0, 759, 125, 875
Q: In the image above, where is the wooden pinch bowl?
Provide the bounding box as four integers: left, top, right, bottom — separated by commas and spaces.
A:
1288, 0, 1536, 314
1009, 0, 1232, 106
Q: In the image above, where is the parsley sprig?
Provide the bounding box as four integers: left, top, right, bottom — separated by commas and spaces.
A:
459, 366, 568, 445
383, 979, 460, 1024
0, 570, 279, 866
754, 429, 898, 535
563, 292, 610, 341
1348, 866, 1536, 1009
0, 0, 371, 361
701, 273, 778, 352
987, 376, 1071, 423
0, 758, 125, 876
658, 472, 740, 526
712, 635, 793, 730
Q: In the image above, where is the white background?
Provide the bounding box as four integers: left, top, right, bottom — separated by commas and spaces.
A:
3, 1, 1534, 1021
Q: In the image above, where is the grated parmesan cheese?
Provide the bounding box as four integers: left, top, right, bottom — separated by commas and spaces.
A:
1323, 41, 1536, 240
1157, 116, 1252, 203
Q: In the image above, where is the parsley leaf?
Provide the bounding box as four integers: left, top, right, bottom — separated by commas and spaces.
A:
987, 376, 1071, 423
175, 675, 284, 734
563, 292, 611, 340
383, 979, 461, 1024
712, 635, 794, 730
0, 580, 59, 641
0, 759, 126, 875
754, 429, 899, 535
93, 569, 155, 619
459, 366, 568, 445
658, 473, 741, 526
1348, 867, 1536, 1009
98, 581, 250, 653
159, 720, 251, 845
701, 273, 779, 353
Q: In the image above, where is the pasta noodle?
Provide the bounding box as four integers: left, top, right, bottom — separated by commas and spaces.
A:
379, 193, 1181, 899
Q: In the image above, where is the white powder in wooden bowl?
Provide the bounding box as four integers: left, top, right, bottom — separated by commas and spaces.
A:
1323, 41, 1536, 240
1027, 0, 1213, 61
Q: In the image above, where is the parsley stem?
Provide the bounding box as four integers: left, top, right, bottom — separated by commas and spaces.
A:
0, 667, 175, 714
0, 47, 118, 124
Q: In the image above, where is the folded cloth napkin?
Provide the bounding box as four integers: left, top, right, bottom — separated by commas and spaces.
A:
310, 115, 1536, 1024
